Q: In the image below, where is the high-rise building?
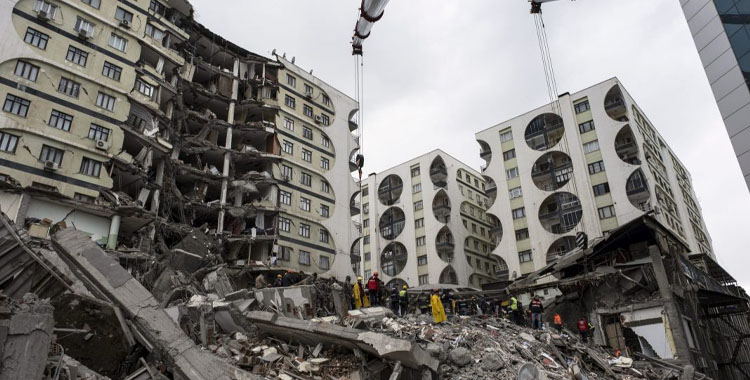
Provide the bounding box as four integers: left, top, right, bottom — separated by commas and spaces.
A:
355, 150, 504, 289
476, 78, 713, 280
681, 0, 750, 191
0, 0, 359, 277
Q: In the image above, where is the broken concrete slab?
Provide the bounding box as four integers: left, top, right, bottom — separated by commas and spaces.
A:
254, 285, 316, 319
246, 311, 439, 372
0, 294, 54, 380
52, 228, 261, 380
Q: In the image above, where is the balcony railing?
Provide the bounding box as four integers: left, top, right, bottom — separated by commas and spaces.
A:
605, 99, 625, 110
480, 150, 492, 159
627, 185, 649, 196
490, 226, 503, 236
430, 166, 447, 176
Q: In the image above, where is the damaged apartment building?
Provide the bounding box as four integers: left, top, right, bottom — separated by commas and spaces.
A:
0, 0, 361, 278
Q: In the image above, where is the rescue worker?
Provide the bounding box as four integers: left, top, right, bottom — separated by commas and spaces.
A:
353, 276, 370, 309
389, 286, 400, 314
344, 276, 353, 310
272, 274, 283, 287
553, 313, 563, 333
509, 295, 520, 325
281, 270, 294, 287
254, 273, 267, 289
529, 295, 544, 330
398, 285, 409, 316
430, 289, 447, 324
577, 317, 589, 343
367, 272, 381, 306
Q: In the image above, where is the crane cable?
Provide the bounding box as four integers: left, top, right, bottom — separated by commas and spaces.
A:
354, 53, 365, 277
533, 11, 561, 115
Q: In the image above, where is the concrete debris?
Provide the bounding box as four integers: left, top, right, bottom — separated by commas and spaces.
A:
449, 347, 473, 367
0, 293, 54, 380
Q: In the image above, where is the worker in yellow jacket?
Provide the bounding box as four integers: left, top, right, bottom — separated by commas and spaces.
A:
431, 289, 447, 324
353, 276, 370, 309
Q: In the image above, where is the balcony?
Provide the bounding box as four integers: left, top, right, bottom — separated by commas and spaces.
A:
626, 184, 648, 196
350, 201, 361, 216
379, 220, 405, 240
480, 149, 492, 160
349, 119, 358, 132
436, 240, 455, 250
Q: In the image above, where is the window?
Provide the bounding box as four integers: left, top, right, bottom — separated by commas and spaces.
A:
416, 236, 426, 246
303, 104, 313, 118
506, 167, 519, 179
578, 120, 595, 133
412, 183, 421, 193
415, 218, 424, 228
82, 0, 101, 9
512, 207, 525, 219
145, 23, 164, 40
58, 78, 81, 98
40, 145, 63, 165
583, 140, 600, 154
74, 193, 96, 203
114, 7, 133, 23
299, 250, 311, 265
519, 250, 533, 263
574, 100, 590, 114
301, 148, 312, 162
500, 129, 513, 142
134, 79, 154, 98
284, 117, 294, 131
509, 186, 523, 199
418, 274, 429, 285
282, 140, 294, 154
363, 203, 369, 214
417, 255, 428, 266
102, 62, 122, 81
279, 190, 291, 205
285, 95, 296, 108
281, 165, 293, 180
321, 181, 330, 193
279, 246, 291, 261
14, 61, 39, 81
127, 113, 147, 130
322, 94, 331, 106
319, 229, 329, 243
299, 223, 310, 238
414, 200, 423, 211
48, 110, 72, 131
321, 157, 329, 170
24, 28, 49, 49
363, 219, 369, 228
411, 167, 420, 177
363, 235, 370, 245
79, 157, 102, 177
302, 126, 313, 139
321, 114, 330, 126
300, 197, 311, 212
300, 172, 312, 187
319, 255, 330, 270
34, 0, 57, 19
286, 74, 296, 87
304, 84, 313, 95
96, 92, 116, 111
588, 160, 605, 174
3, 95, 30, 117
362, 188, 368, 197
321, 135, 330, 148
321, 205, 329, 217
0, 132, 19, 153
74, 17, 96, 36
149, 0, 166, 15
88, 124, 110, 141
279, 217, 291, 232
598, 205, 616, 219
472, 224, 477, 233
108, 33, 128, 52
515, 228, 529, 240
503, 149, 516, 161
592, 182, 610, 196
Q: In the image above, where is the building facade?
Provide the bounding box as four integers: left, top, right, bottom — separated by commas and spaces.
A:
0, 0, 359, 277
354, 150, 505, 289
476, 78, 713, 279
681, 0, 750, 191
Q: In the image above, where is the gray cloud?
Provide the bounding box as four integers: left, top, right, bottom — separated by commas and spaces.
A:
192, 0, 750, 289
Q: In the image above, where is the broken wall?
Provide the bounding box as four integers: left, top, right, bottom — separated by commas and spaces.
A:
254, 286, 317, 319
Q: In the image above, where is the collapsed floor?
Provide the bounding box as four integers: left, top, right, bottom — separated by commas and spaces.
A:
0, 212, 738, 380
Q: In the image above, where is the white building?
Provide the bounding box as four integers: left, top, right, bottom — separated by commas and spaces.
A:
476, 78, 713, 279
354, 150, 505, 289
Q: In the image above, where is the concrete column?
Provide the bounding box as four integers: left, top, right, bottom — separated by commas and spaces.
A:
217, 59, 240, 234
648, 245, 692, 362
106, 214, 121, 249
151, 159, 165, 213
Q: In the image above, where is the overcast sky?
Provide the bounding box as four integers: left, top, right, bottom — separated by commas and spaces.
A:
192, 0, 750, 288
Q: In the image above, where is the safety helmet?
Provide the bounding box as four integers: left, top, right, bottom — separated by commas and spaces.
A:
357, 276, 363, 281
402, 285, 407, 289
277, 274, 282, 278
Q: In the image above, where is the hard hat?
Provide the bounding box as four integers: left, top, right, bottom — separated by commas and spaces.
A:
277, 274, 282, 278
402, 285, 407, 289
357, 276, 363, 281
373, 272, 378, 276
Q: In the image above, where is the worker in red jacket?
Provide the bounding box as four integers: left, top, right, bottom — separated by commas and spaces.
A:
367, 272, 381, 306
577, 316, 590, 343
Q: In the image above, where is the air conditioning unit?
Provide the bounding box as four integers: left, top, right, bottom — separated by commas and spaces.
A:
37, 9, 51, 21
78, 29, 92, 39
120, 19, 130, 28
95, 139, 109, 151
43, 161, 59, 171
314, 115, 322, 124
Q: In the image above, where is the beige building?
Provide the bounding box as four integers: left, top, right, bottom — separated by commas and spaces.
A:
476, 78, 713, 280
0, 0, 360, 277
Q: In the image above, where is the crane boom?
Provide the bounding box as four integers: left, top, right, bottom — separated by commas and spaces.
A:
352, 0, 391, 56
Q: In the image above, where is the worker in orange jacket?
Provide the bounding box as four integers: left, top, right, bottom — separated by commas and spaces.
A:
553, 313, 563, 333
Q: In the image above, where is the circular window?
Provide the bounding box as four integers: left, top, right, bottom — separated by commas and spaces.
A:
379, 207, 405, 240
626, 169, 650, 210
378, 174, 403, 206
436, 226, 454, 263
538, 192, 582, 234
432, 189, 451, 223
546, 236, 576, 263
525, 113, 565, 151
531, 151, 573, 191
381, 242, 408, 276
